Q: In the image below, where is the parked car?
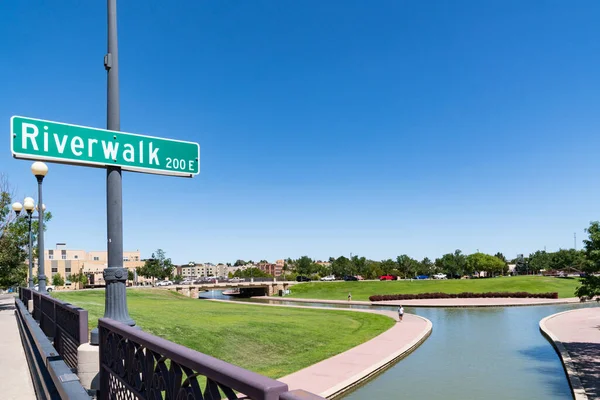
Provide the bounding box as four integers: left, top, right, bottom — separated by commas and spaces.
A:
379, 275, 395, 281
296, 276, 311, 282
320, 275, 335, 281
433, 273, 447, 280
416, 275, 429, 280
180, 280, 193, 285
156, 280, 173, 286
343, 275, 358, 281
33, 284, 55, 292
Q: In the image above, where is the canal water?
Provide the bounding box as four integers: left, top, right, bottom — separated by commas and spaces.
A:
199, 290, 596, 399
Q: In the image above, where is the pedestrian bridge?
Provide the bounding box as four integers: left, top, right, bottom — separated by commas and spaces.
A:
159, 280, 300, 298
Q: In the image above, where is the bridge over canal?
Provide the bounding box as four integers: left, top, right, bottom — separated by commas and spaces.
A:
159, 280, 300, 298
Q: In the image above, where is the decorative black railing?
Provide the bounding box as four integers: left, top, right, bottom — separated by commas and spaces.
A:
20, 287, 89, 371
99, 318, 325, 400
20, 286, 33, 304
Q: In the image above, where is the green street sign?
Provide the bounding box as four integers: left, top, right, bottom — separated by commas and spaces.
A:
10, 116, 200, 177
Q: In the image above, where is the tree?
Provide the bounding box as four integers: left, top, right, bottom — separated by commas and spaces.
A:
396, 255, 418, 279
419, 257, 435, 276
233, 260, 246, 267
52, 273, 64, 286
576, 222, 600, 299
139, 249, 174, 282
331, 256, 352, 277
367, 261, 383, 279
380, 259, 396, 275
232, 267, 271, 278
295, 256, 315, 276
350, 255, 368, 277
436, 250, 466, 278
173, 274, 183, 282
0, 173, 52, 288
127, 269, 134, 282
69, 272, 88, 286
528, 251, 551, 274
466, 253, 505, 277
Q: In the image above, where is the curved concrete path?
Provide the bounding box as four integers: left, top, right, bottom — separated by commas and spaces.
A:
0, 295, 35, 399
209, 299, 431, 398
260, 296, 582, 308
540, 307, 600, 400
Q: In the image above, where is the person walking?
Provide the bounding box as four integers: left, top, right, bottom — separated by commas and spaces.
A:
398, 305, 404, 322
348, 292, 352, 301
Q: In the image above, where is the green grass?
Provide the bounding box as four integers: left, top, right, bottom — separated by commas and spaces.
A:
53, 289, 393, 378
287, 276, 581, 301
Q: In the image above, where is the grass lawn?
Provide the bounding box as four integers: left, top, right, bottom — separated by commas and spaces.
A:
287, 276, 581, 301
53, 289, 393, 378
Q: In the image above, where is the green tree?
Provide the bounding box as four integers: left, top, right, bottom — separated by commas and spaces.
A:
232, 267, 271, 278
436, 250, 466, 278
367, 261, 383, 279
69, 272, 88, 286
576, 222, 600, 299
295, 256, 315, 276
139, 249, 174, 282
233, 259, 246, 267
0, 173, 52, 288
127, 269, 134, 282
331, 256, 352, 277
466, 253, 505, 277
380, 259, 396, 275
419, 257, 435, 276
396, 254, 418, 279
528, 251, 551, 274
52, 273, 65, 286
350, 255, 368, 277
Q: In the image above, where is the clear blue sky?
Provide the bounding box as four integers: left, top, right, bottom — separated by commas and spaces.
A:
2, 1, 600, 265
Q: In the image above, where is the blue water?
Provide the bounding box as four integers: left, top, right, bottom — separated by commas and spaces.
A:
199, 291, 596, 399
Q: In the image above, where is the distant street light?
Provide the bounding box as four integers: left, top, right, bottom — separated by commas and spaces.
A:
31, 161, 49, 294
11, 197, 44, 288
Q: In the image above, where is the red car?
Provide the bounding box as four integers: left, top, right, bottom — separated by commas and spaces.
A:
379, 275, 395, 281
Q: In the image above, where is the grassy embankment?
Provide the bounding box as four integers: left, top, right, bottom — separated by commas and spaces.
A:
53, 289, 393, 378
287, 276, 581, 301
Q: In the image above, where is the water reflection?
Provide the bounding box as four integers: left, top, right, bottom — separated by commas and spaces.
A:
200, 291, 596, 399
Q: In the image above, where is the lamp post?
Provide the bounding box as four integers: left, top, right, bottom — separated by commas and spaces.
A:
11, 197, 41, 288
31, 162, 49, 294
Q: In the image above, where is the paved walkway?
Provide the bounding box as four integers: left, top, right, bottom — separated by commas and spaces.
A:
260, 296, 582, 307
210, 299, 432, 398
0, 295, 35, 399
540, 308, 600, 400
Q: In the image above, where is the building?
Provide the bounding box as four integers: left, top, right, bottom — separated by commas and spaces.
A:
41, 243, 148, 285
257, 262, 282, 277
180, 263, 224, 279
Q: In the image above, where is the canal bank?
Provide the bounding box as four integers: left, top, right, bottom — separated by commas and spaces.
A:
540, 308, 600, 400
208, 298, 432, 398
202, 290, 597, 399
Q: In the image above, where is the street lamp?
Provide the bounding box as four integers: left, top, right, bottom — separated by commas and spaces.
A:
11, 197, 40, 288
31, 161, 49, 294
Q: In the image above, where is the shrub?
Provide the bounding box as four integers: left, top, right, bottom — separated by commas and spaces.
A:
368, 291, 559, 302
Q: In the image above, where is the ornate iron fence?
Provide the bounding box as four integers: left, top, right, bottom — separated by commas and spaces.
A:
20, 287, 89, 371
99, 318, 325, 400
